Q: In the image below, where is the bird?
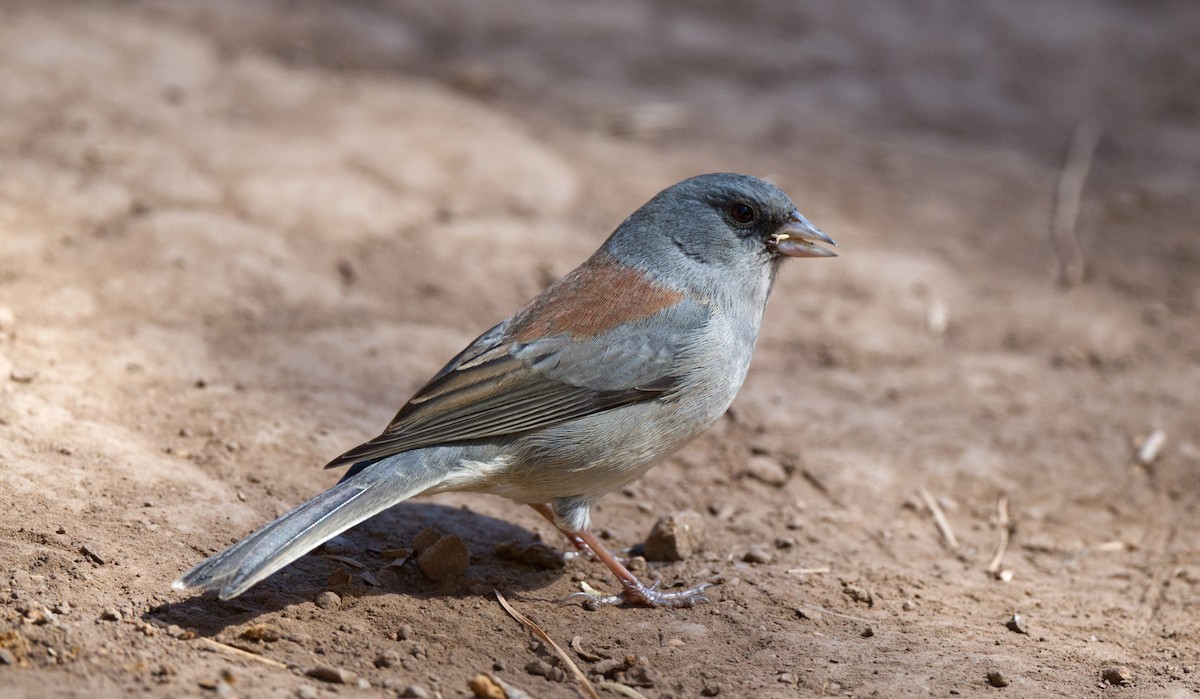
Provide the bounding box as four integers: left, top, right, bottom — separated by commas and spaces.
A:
174, 172, 836, 607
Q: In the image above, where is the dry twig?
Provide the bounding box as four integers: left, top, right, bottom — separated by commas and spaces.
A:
596, 680, 650, 698
494, 590, 599, 699
320, 554, 364, 569
919, 488, 959, 550
786, 566, 831, 575
1051, 119, 1102, 286
985, 495, 1012, 577
197, 638, 288, 669
1135, 429, 1167, 467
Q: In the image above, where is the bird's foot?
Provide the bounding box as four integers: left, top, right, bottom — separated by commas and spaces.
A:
566, 579, 712, 609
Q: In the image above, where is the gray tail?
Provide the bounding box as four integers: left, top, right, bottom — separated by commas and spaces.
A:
174, 453, 441, 600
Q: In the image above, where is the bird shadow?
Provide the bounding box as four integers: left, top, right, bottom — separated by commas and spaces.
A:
146, 502, 573, 637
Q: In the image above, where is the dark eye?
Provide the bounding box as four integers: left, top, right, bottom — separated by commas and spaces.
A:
729, 203, 756, 224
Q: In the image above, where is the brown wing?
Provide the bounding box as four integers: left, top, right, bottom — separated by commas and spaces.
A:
324, 254, 708, 470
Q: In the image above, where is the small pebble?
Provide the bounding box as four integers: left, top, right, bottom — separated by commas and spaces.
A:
796, 608, 823, 622
777, 672, 799, 685
296, 686, 318, 699
321, 535, 356, 556
9, 368, 36, 383
467, 674, 505, 699
417, 534, 470, 582
591, 658, 625, 677
240, 624, 280, 642
374, 650, 400, 668
701, 685, 722, 697
744, 456, 789, 486
842, 582, 873, 606
81, 544, 106, 565
644, 510, 706, 561
861, 626, 875, 638
412, 527, 443, 551
306, 666, 357, 684
742, 547, 773, 565
398, 623, 414, 641
986, 670, 1009, 688
399, 685, 431, 698
100, 607, 122, 622
494, 541, 565, 570
901, 600, 916, 611
0, 649, 15, 665
1004, 613, 1028, 635
0, 307, 15, 333
314, 591, 341, 610
1102, 666, 1132, 686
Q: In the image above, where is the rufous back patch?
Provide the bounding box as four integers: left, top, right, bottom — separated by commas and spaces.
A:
510, 250, 684, 341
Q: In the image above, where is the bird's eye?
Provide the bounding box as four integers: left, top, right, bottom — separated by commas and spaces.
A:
729, 203, 756, 224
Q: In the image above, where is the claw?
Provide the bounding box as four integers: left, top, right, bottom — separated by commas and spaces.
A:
565, 580, 714, 609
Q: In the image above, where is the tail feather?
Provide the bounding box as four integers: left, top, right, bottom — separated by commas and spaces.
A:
174, 454, 441, 600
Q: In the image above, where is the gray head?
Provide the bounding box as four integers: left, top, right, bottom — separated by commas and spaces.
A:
605, 173, 836, 293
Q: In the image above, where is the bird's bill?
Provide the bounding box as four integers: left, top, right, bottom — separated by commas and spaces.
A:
769, 211, 838, 258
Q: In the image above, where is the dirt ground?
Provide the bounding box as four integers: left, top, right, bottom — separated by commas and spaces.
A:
2, 1, 1199, 697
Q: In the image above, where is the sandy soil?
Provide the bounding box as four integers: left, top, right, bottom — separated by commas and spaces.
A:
2, 1, 1199, 697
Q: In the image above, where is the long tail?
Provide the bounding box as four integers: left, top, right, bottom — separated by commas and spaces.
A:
174, 453, 442, 600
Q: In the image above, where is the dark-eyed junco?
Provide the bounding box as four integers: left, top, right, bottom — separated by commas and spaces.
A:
175, 173, 836, 607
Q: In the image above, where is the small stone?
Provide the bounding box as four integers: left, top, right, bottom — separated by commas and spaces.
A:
100, 607, 122, 622
52, 601, 71, 615
314, 591, 341, 610
374, 650, 400, 668
306, 666, 357, 684
777, 672, 799, 685
796, 608, 823, 622
416, 534, 470, 582
1005, 613, 1028, 635
986, 670, 1009, 687
701, 685, 722, 697
0, 307, 15, 333
0, 649, 15, 665
412, 527, 443, 552
591, 658, 625, 678
240, 624, 281, 642
321, 535, 356, 556
1102, 666, 1132, 686
81, 544, 106, 565
326, 567, 352, 587
9, 368, 36, 384
744, 456, 789, 486
901, 599, 916, 611
841, 581, 874, 607
399, 685, 431, 698
644, 510, 706, 561
494, 541, 565, 570
861, 626, 875, 638
467, 673, 505, 699
296, 686, 318, 699
742, 547, 773, 565
398, 623, 414, 641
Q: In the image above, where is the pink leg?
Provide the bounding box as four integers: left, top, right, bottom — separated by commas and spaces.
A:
527, 504, 710, 608
529, 503, 593, 557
